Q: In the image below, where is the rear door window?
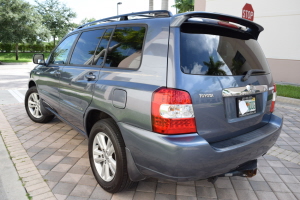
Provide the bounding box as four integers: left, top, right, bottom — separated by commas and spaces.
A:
70, 29, 105, 65
94, 28, 114, 66
104, 26, 146, 69
180, 32, 270, 75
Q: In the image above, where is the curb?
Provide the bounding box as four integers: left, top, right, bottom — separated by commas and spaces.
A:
0, 109, 56, 200
277, 96, 300, 106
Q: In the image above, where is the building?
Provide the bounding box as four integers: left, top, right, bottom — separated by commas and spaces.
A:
194, 0, 300, 84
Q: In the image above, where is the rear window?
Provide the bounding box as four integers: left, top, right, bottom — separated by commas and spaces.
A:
180, 32, 270, 76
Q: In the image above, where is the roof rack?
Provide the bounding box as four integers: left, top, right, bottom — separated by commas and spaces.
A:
77, 10, 172, 29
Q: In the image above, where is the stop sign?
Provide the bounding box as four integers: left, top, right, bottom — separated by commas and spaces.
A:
242, 3, 254, 21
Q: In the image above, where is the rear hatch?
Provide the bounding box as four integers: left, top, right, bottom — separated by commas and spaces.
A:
171, 14, 275, 143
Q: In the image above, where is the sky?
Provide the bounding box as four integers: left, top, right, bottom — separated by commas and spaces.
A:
26, 0, 177, 24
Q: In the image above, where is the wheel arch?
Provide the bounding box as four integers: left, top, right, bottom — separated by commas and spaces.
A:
28, 80, 36, 88
85, 109, 146, 182
84, 109, 116, 137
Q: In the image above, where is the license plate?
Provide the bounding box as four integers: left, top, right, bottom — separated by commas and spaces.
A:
237, 96, 256, 117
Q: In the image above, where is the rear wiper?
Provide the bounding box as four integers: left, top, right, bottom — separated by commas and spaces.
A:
242, 69, 266, 82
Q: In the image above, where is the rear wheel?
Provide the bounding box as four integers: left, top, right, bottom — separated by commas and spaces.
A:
25, 86, 54, 123
89, 118, 133, 193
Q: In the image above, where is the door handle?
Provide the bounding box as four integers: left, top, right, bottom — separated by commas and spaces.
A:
85, 73, 96, 81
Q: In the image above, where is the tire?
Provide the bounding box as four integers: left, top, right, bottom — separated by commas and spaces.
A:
25, 86, 54, 123
89, 118, 134, 193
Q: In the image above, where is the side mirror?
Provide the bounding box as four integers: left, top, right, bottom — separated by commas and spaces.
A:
33, 54, 45, 65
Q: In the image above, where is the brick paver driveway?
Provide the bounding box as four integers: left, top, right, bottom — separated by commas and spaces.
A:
0, 102, 299, 200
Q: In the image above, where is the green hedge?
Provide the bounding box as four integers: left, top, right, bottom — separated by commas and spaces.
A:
0, 52, 51, 63
0, 43, 54, 53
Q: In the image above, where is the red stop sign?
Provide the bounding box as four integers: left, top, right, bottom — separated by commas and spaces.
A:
242, 3, 254, 21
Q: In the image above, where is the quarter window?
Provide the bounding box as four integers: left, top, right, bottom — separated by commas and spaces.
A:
49, 34, 78, 65
104, 26, 146, 69
70, 29, 105, 65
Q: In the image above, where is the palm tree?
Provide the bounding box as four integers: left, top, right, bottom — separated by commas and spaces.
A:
203, 56, 227, 76
161, 0, 168, 10
149, 0, 153, 10
172, 0, 194, 13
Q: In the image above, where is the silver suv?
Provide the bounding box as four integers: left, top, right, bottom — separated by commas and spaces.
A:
26, 10, 283, 193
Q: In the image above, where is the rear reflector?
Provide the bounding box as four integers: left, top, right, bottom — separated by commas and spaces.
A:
270, 84, 277, 113
151, 88, 197, 134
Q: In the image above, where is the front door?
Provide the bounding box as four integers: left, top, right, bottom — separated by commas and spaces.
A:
37, 34, 78, 112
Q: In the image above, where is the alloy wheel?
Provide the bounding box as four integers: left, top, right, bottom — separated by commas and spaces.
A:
27, 92, 42, 118
93, 132, 116, 182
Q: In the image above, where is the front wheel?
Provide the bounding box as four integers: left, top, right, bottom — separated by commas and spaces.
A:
25, 86, 54, 123
89, 118, 133, 193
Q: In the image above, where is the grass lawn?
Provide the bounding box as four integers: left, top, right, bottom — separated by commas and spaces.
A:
0, 52, 50, 63
277, 84, 300, 99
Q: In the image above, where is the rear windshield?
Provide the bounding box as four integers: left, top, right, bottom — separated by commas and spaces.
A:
180, 32, 270, 76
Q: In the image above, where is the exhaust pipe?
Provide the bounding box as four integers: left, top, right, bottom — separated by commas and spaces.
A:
208, 159, 257, 184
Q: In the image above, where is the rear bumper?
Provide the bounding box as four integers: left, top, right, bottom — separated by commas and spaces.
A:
119, 111, 283, 181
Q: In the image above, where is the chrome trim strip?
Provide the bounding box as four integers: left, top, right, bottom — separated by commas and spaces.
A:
222, 85, 268, 97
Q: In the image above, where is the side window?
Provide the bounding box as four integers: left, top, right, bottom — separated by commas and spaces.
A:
70, 29, 105, 65
104, 26, 146, 69
49, 34, 78, 65
94, 28, 114, 65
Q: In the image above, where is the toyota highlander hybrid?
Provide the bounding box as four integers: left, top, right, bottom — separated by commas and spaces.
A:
25, 10, 282, 193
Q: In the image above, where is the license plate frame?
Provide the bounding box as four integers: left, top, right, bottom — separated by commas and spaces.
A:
237, 96, 256, 117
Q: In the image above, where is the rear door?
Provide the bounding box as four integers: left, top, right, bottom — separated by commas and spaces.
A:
172, 20, 274, 143
59, 28, 114, 131
37, 34, 78, 112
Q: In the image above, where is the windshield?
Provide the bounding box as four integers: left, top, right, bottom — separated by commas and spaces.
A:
180, 32, 270, 76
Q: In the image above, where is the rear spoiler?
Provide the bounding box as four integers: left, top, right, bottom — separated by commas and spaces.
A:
170, 12, 264, 40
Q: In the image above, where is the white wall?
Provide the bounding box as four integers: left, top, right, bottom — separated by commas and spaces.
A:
197, 0, 300, 61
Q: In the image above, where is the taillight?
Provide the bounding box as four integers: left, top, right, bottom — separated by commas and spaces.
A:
270, 84, 277, 113
151, 87, 197, 134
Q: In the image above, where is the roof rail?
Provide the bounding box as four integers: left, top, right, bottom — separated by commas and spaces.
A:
170, 12, 264, 39
77, 10, 173, 29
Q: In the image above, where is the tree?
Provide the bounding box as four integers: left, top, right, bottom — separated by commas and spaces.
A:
35, 0, 76, 46
80, 18, 96, 25
172, 0, 194, 13
0, 0, 50, 60
204, 56, 227, 76
71, 18, 97, 30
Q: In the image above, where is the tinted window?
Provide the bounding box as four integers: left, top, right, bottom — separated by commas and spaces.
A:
49, 34, 78, 65
104, 26, 145, 69
94, 28, 113, 65
70, 29, 105, 65
180, 33, 270, 76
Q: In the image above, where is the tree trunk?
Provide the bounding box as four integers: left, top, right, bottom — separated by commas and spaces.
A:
161, 0, 168, 10
15, 43, 19, 60
149, 0, 153, 10
53, 36, 56, 46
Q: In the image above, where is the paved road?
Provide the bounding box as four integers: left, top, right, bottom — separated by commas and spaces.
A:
0, 64, 300, 200
0, 64, 35, 200
0, 64, 34, 105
